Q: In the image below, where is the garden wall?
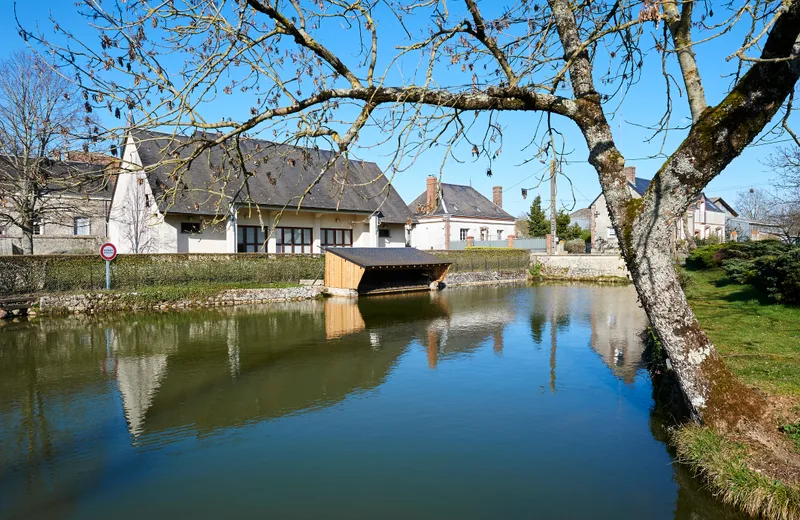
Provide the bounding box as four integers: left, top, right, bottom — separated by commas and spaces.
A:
531, 253, 631, 282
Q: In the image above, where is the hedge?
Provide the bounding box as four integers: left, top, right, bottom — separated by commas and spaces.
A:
0, 253, 325, 296
430, 248, 530, 273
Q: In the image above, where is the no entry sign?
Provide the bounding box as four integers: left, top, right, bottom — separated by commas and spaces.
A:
100, 243, 117, 261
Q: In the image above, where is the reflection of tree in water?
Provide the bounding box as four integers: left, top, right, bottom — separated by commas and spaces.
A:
530, 313, 547, 345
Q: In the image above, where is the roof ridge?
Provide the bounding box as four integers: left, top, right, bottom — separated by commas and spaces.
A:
132, 128, 382, 168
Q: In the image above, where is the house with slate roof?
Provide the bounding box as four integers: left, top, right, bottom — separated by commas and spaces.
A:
0, 155, 116, 254
589, 166, 727, 251
408, 176, 516, 250
108, 129, 413, 254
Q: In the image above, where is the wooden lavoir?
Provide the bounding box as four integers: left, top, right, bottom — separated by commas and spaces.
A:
324, 248, 451, 295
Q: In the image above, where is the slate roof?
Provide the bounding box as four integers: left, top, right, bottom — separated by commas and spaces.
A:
408, 182, 514, 220
129, 129, 413, 224
326, 247, 452, 268
592, 176, 725, 212
0, 156, 115, 199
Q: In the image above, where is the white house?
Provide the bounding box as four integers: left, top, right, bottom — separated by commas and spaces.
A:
590, 166, 727, 251
408, 176, 516, 250
108, 129, 413, 254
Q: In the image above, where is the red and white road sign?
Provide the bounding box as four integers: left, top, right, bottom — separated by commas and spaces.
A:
99, 242, 117, 261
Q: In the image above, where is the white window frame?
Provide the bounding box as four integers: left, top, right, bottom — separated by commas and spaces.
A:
74, 216, 90, 236
497, 230, 504, 239
606, 227, 616, 238
459, 228, 469, 240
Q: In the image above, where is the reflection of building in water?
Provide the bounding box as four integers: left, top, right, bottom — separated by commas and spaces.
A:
422, 287, 517, 368
588, 286, 649, 383
325, 298, 366, 339
116, 356, 169, 437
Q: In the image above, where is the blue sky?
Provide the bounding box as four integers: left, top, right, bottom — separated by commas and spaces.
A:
5, 2, 797, 218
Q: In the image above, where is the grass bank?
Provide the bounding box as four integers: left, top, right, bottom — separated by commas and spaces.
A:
675, 267, 800, 519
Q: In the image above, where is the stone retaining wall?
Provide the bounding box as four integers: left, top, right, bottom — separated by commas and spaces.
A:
531, 254, 631, 282
36, 286, 324, 316
444, 270, 528, 286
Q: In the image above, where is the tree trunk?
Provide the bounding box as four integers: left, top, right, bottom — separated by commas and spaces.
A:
618, 189, 765, 425
21, 226, 34, 254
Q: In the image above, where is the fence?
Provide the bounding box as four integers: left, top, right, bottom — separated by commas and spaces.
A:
513, 238, 548, 251
0, 254, 325, 296
430, 249, 530, 274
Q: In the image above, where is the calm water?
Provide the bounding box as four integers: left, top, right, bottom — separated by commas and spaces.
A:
0, 285, 744, 520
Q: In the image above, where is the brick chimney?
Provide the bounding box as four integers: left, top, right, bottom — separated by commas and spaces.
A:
493, 186, 503, 208
624, 166, 636, 184
426, 175, 437, 211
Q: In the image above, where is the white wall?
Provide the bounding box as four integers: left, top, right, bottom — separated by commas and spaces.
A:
412, 216, 516, 250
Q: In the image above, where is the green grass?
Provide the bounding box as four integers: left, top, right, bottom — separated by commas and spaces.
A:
683, 268, 800, 397
676, 425, 800, 520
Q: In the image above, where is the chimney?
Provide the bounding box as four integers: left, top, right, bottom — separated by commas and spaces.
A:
53, 149, 62, 161
624, 166, 636, 184
493, 186, 503, 208
426, 175, 437, 210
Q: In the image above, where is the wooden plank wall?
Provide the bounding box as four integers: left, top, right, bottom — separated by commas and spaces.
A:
324, 252, 365, 290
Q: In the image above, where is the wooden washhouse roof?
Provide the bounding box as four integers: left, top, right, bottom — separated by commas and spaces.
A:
325, 247, 451, 268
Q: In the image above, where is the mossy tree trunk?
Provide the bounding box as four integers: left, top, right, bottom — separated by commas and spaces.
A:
557, 0, 800, 423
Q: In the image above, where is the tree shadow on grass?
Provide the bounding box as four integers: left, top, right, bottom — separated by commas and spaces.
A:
720, 282, 774, 306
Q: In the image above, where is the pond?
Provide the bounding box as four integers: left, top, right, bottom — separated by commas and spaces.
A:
0, 284, 745, 519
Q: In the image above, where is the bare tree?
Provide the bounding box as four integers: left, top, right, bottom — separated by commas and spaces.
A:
112, 173, 157, 254
21, 1, 800, 426
735, 188, 772, 222
770, 201, 800, 242
0, 50, 107, 254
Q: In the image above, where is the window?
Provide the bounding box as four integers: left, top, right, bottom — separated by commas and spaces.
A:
73, 216, 90, 236
606, 227, 616, 238
277, 226, 312, 254
321, 228, 352, 247
497, 230, 504, 239
237, 226, 267, 252
32, 219, 42, 235
181, 222, 201, 234
460, 228, 469, 240
378, 228, 391, 238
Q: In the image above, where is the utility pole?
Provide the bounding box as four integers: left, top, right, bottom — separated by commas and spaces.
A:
550, 159, 557, 255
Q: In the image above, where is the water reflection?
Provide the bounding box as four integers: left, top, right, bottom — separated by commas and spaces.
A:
0, 285, 745, 520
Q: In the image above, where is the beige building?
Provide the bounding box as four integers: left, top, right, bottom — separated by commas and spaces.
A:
0, 158, 114, 255
589, 166, 727, 251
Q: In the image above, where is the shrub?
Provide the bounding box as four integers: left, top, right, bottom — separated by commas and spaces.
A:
565, 239, 586, 254
686, 244, 723, 269
580, 229, 592, 243
722, 258, 756, 284
753, 249, 800, 304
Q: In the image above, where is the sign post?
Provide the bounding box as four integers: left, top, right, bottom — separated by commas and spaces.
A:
99, 243, 117, 290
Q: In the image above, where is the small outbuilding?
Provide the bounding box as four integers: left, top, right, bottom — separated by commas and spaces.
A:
324, 248, 451, 295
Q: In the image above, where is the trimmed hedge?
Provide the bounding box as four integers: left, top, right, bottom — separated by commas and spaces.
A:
430, 248, 530, 273
0, 253, 325, 296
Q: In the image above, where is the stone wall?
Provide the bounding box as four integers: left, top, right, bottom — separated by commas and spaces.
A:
36, 286, 323, 316
531, 253, 631, 282
444, 269, 528, 286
